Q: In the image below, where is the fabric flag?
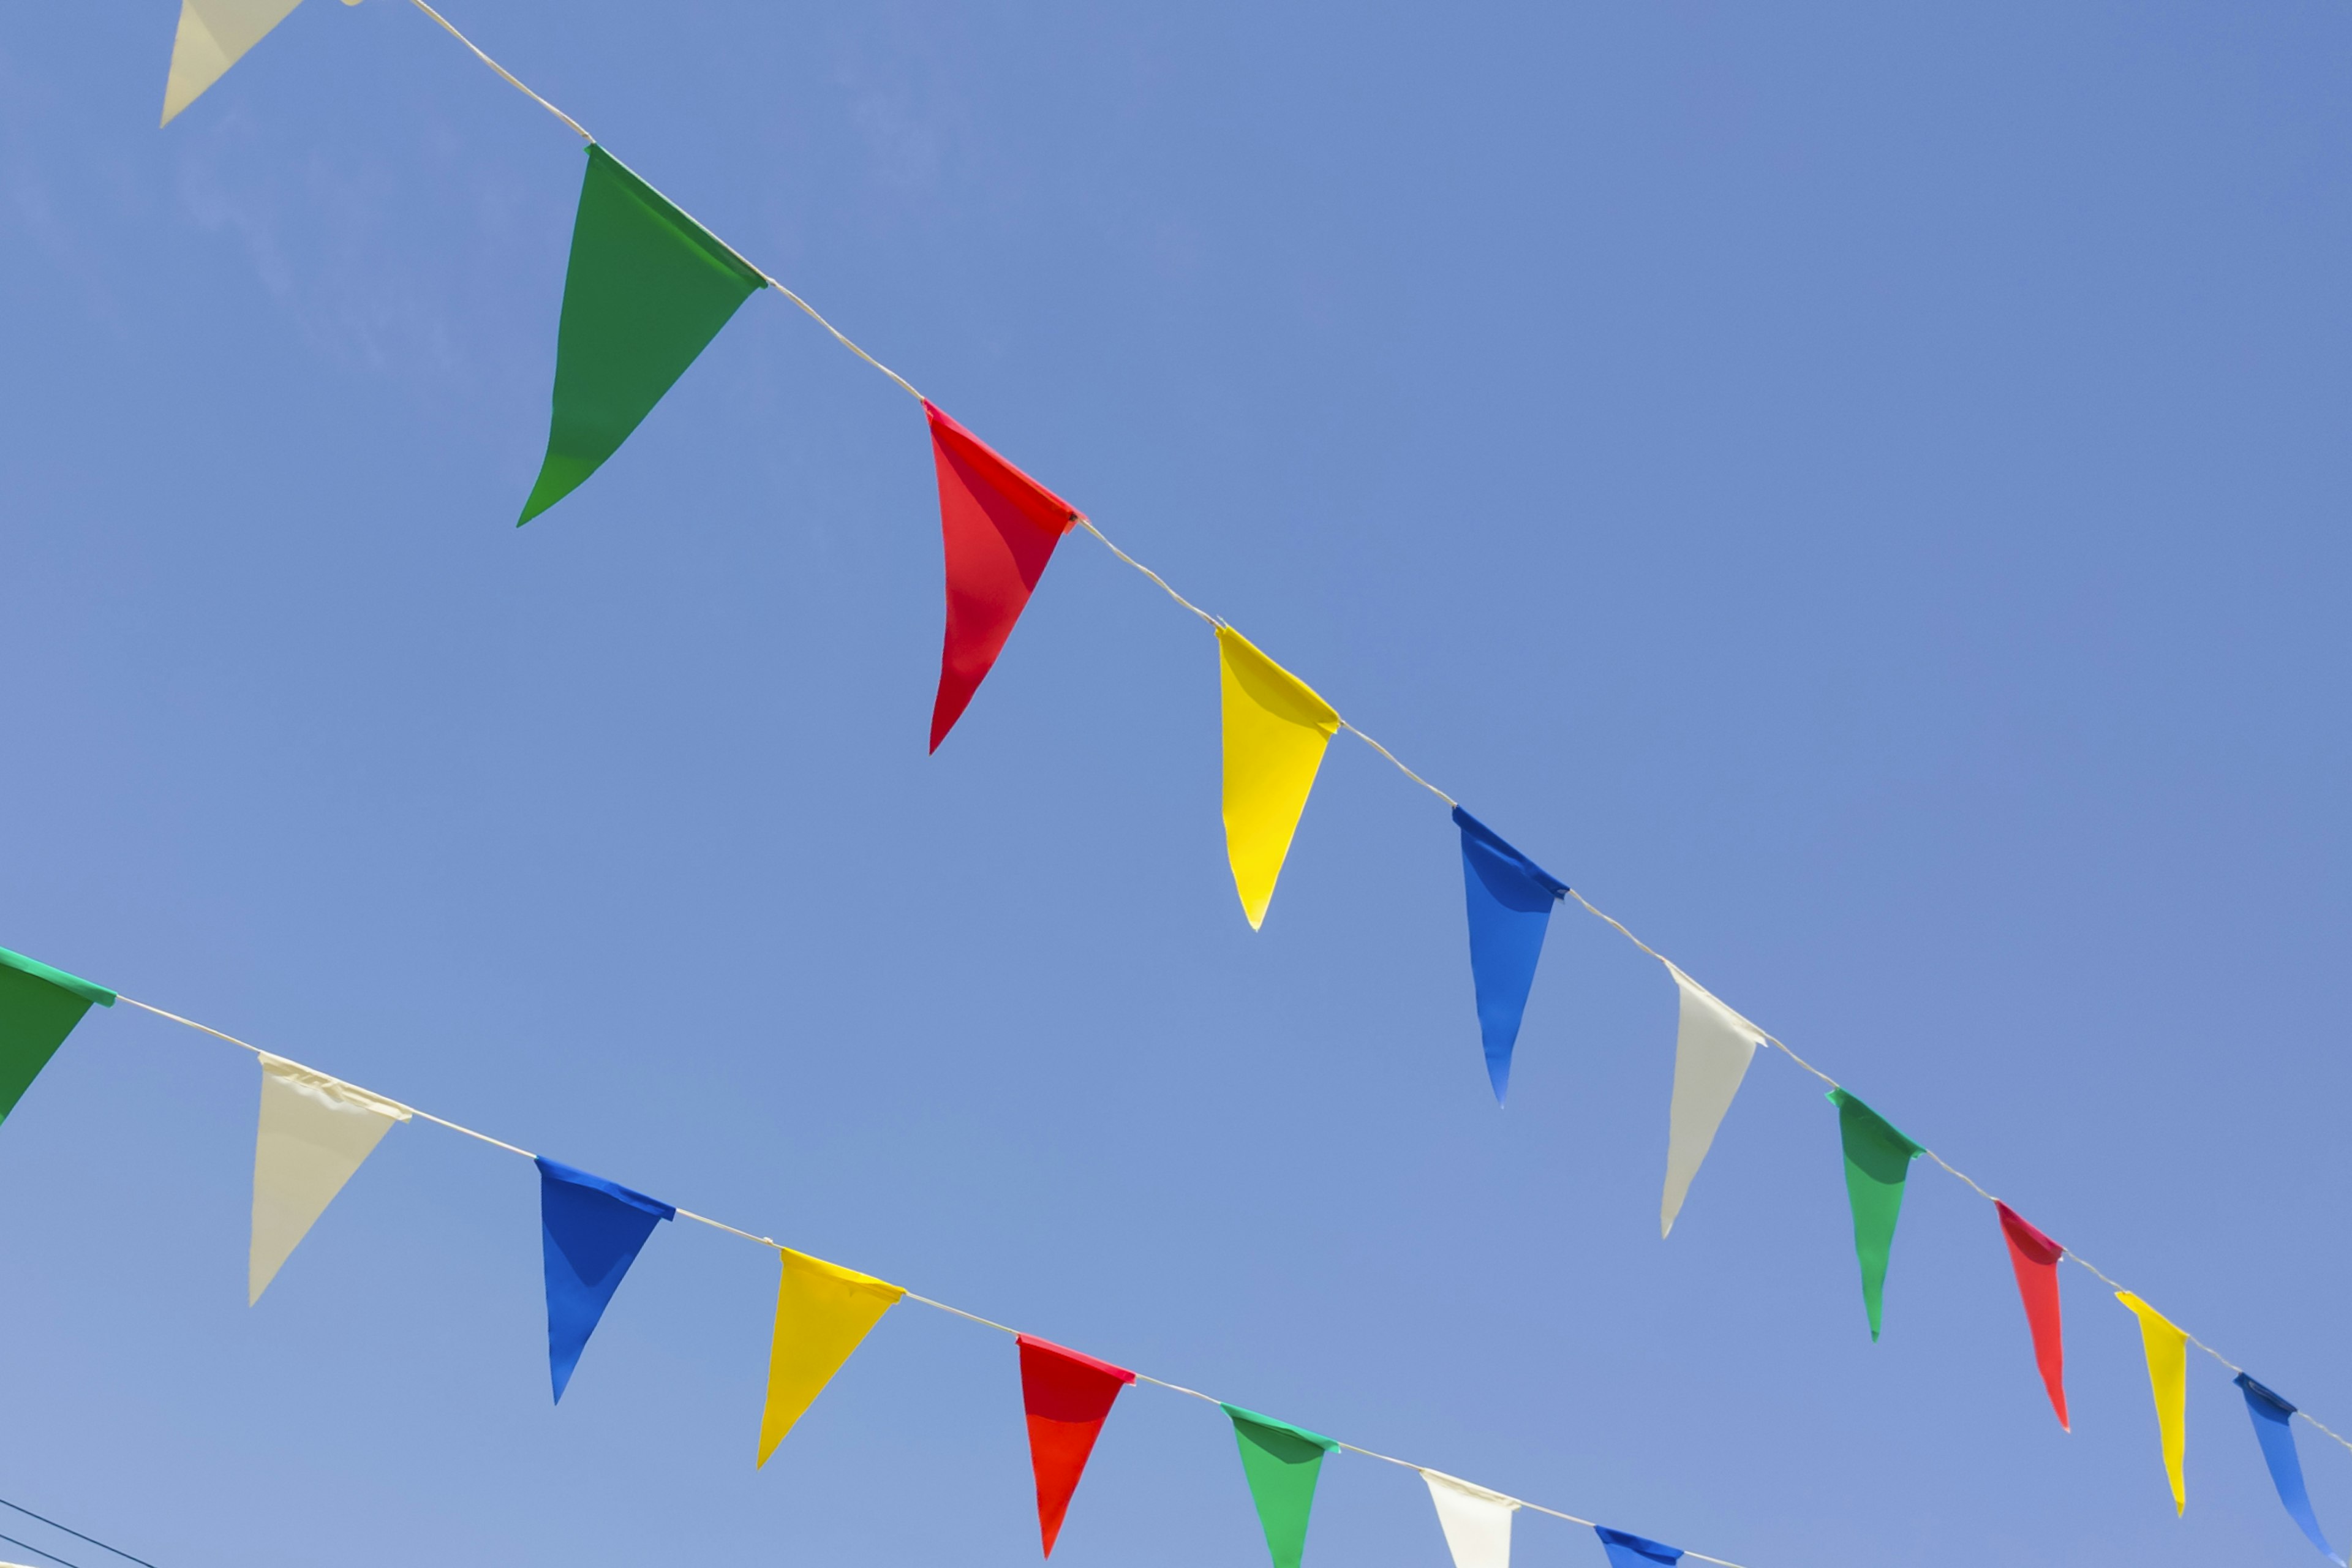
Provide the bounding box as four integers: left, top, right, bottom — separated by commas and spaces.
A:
758, 1246, 905, 1464
1218, 627, 1341, 930
0, 946, 115, 1132
1451, 809, 1569, 1106
536, 1156, 674, 1402
922, 401, 1080, 752
1223, 1403, 1338, 1568
1994, 1200, 2069, 1430
2117, 1291, 2189, 1515
1018, 1335, 1135, 1556
1594, 1526, 1683, 1567
248, 1054, 410, 1304
2235, 1374, 2341, 1562
1828, 1088, 1923, 1341
1658, 963, 1765, 1237
161, 0, 340, 127
1420, 1470, 1518, 1568
518, 144, 769, 524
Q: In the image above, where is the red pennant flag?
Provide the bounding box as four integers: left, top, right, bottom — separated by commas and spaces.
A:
1017, 1333, 1135, 1556
923, 401, 1080, 752
1996, 1200, 2069, 1430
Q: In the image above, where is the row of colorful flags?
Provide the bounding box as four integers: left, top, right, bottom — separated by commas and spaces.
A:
6, 929, 2347, 1561
2, 941, 1700, 1567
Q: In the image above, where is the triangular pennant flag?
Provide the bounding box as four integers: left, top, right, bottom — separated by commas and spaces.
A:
1994, 1200, 2069, 1430
1828, 1088, 1923, 1341
0, 946, 115, 1133
1018, 1335, 1135, 1556
518, 144, 768, 524
535, 1156, 674, 1402
248, 1054, 410, 1304
160, 0, 310, 127
922, 401, 1080, 752
757, 1246, 905, 1464
1217, 627, 1341, 930
1594, 1526, 1683, 1567
1658, 963, 1763, 1237
2235, 1374, 2343, 1562
1421, 1471, 1518, 1568
2117, 1291, 2189, 1515
1451, 809, 1569, 1106
1223, 1403, 1338, 1568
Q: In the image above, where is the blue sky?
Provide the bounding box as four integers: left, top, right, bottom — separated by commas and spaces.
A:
4, 3, 2351, 1565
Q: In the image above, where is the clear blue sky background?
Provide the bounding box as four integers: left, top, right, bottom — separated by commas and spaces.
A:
4, 4, 2349, 1565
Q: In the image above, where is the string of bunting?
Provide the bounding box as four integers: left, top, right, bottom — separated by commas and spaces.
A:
121, 2, 2349, 1560
2, 941, 1733, 1568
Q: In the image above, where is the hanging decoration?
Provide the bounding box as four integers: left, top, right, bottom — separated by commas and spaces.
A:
1224, 1403, 1339, 1568
1595, 1526, 1684, 1566
1017, 1335, 1135, 1556
0, 946, 115, 1133
758, 1246, 905, 1463
1216, 627, 1341, 930
2117, 1291, 2189, 1515
247, 1054, 410, 1303
1827, 1089, 1923, 1341
1992, 1201, 2068, 1430
1421, 1469, 1518, 1568
2234, 1374, 2342, 1562
537, 1156, 675, 1401
160, 0, 334, 127
1658, 964, 1764, 1238
923, 401, 1080, 752
518, 145, 768, 524
1450, 809, 1569, 1105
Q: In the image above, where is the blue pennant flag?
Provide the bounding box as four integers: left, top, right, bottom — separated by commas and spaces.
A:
1596, 1526, 1683, 1567
2236, 1373, 2345, 1562
1452, 807, 1569, 1106
537, 1156, 675, 1403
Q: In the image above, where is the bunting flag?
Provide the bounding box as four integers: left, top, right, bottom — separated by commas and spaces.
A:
757, 1247, 905, 1464
536, 1156, 675, 1402
1659, 963, 1765, 1237
2117, 1291, 2189, 1515
160, 0, 322, 127
0, 946, 116, 1132
518, 144, 768, 524
248, 1054, 410, 1304
1828, 1088, 1923, 1341
2235, 1374, 2341, 1562
1017, 1335, 1135, 1556
1217, 628, 1341, 930
1451, 809, 1569, 1106
1994, 1200, 2069, 1430
1421, 1470, 1518, 1568
1595, 1526, 1684, 1567
1223, 1403, 1338, 1568
923, 402, 1080, 752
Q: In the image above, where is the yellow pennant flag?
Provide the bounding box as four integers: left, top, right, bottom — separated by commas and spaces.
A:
2117, 1291, 2189, 1515
757, 1247, 905, 1466
1218, 626, 1341, 930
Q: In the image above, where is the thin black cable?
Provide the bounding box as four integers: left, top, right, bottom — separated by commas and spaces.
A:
0, 1529, 84, 1568
0, 1499, 154, 1568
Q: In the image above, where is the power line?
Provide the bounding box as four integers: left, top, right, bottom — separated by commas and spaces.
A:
0, 1499, 156, 1568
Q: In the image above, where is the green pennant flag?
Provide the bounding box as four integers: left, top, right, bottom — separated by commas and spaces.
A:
0, 946, 116, 1129
1223, 1403, 1338, 1568
518, 143, 769, 525
1828, 1087, 1923, 1341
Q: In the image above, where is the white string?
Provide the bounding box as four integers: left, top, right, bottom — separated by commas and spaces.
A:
109, 990, 1746, 1563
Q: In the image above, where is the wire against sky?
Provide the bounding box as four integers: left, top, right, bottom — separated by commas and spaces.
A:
0, 1494, 159, 1568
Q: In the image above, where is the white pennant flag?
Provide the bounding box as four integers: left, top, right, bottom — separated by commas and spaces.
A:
1659, 962, 1767, 1238
1421, 1471, 1518, 1568
162, 0, 357, 127
250, 1053, 409, 1303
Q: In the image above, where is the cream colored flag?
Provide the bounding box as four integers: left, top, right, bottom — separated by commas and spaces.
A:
249, 1052, 409, 1303
1660, 962, 1767, 1237
1421, 1471, 1518, 1568
162, 0, 356, 127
